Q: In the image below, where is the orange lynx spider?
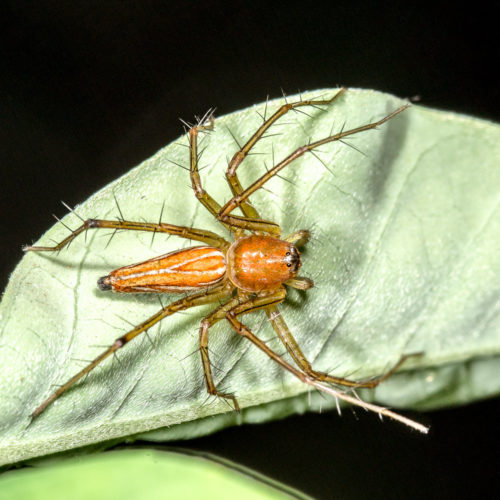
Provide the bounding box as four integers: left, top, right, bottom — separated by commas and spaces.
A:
25, 88, 427, 432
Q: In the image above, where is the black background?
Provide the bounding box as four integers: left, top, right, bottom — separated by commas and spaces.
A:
2, 2, 499, 499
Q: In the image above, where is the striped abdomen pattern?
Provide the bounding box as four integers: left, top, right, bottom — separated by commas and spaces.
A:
99, 246, 226, 293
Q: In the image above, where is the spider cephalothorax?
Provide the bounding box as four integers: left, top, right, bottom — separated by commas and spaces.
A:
26, 88, 414, 420
226, 235, 301, 292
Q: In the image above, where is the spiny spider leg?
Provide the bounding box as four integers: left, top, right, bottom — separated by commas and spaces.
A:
31, 282, 233, 418
265, 306, 419, 388
199, 288, 287, 411
231, 312, 428, 433
189, 114, 275, 234
24, 219, 228, 252
225, 88, 346, 220
226, 308, 422, 425
199, 296, 242, 410
189, 92, 346, 236
218, 104, 409, 235
219, 90, 345, 233
188, 114, 239, 235
225, 311, 312, 384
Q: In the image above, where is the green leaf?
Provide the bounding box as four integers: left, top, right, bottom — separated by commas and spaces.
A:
0, 449, 307, 500
1, 89, 499, 465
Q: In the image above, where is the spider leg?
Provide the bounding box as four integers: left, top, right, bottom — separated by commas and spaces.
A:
225, 88, 346, 221
199, 287, 287, 410
225, 310, 311, 386
24, 219, 228, 252
284, 277, 314, 290
218, 104, 409, 235
188, 115, 240, 235
199, 296, 242, 410
283, 229, 311, 246
220, 90, 346, 234
224, 305, 426, 433
188, 116, 272, 235
31, 282, 233, 418
265, 305, 418, 388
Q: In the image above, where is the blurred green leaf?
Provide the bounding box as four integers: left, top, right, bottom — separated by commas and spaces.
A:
1, 89, 499, 465
0, 449, 307, 500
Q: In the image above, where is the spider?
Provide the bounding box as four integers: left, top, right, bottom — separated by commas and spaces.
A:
26, 88, 413, 420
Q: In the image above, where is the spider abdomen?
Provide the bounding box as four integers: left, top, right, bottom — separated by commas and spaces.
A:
98, 246, 226, 293
227, 235, 301, 292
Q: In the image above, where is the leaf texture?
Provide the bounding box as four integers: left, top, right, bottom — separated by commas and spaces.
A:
1, 89, 499, 465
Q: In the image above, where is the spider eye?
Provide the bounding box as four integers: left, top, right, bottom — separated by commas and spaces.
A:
286, 251, 291, 256
286, 263, 292, 267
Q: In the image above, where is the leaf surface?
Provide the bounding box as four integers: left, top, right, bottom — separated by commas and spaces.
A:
0, 449, 306, 500
1, 89, 499, 464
